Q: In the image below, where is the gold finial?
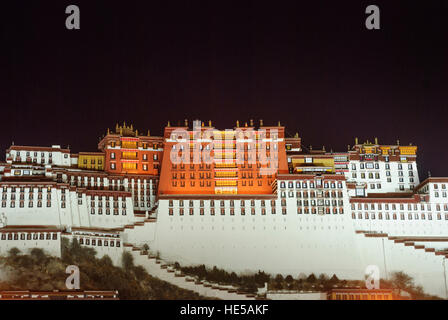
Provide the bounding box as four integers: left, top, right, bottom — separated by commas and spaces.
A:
397, 139, 400, 146
135, 129, 138, 136
348, 145, 350, 151
250, 119, 254, 127
107, 128, 110, 134
209, 120, 212, 127
130, 124, 133, 131
375, 137, 378, 144
147, 130, 150, 136
167, 121, 171, 127
236, 120, 240, 127
309, 145, 313, 151
323, 146, 326, 151
115, 123, 119, 132
120, 127, 123, 135
201, 121, 204, 127
184, 119, 188, 127
260, 119, 264, 126
245, 122, 248, 127
355, 137, 359, 145
123, 121, 126, 127
294, 132, 299, 138
278, 121, 281, 126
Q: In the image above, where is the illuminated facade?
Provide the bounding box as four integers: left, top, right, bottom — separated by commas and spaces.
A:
0, 121, 448, 298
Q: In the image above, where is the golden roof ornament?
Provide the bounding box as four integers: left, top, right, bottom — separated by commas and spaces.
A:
278, 121, 281, 126
184, 119, 188, 127
236, 120, 240, 127
260, 119, 264, 126
250, 119, 254, 127
167, 121, 171, 127
147, 130, 150, 136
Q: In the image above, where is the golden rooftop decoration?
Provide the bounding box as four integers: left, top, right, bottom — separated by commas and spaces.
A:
167, 121, 171, 127
294, 132, 299, 138
355, 137, 359, 145
147, 130, 150, 136
250, 119, 254, 127
375, 137, 378, 144
260, 119, 264, 126
184, 119, 188, 127
209, 120, 212, 127
236, 120, 240, 127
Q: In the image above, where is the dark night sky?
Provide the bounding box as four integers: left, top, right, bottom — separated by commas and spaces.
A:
1, 1, 447, 178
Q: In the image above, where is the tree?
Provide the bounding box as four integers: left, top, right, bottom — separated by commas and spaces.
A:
122, 251, 134, 272
8, 247, 20, 257
390, 271, 414, 292
306, 273, 317, 283
285, 275, 294, 283
99, 255, 113, 266
30, 248, 47, 264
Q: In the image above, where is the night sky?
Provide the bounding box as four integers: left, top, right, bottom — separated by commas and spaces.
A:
1, 1, 447, 178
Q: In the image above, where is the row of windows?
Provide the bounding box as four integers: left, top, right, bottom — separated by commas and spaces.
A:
168, 207, 345, 215
351, 203, 448, 211
82, 159, 102, 165
110, 152, 158, 160
279, 181, 343, 189
70, 177, 156, 187
110, 141, 159, 150
351, 172, 414, 180
2, 186, 53, 193
2, 200, 53, 208
352, 163, 413, 170
297, 200, 344, 207
170, 199, 282, 207
281, 191, 344, 199
13, 151, 68, 159
78, 237, 121, 247
352, 212, 448, 221
90, 208, 127, 215
170, 207, 285, 215
334, 293, 390, 300
0, 233, 58, 240
171, 180, 269, 187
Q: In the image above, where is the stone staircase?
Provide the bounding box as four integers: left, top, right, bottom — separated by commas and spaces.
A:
355, 230, 448, 258
123, 243, 260, 300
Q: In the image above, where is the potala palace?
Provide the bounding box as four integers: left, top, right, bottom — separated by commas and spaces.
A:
1, 120, 448, 298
